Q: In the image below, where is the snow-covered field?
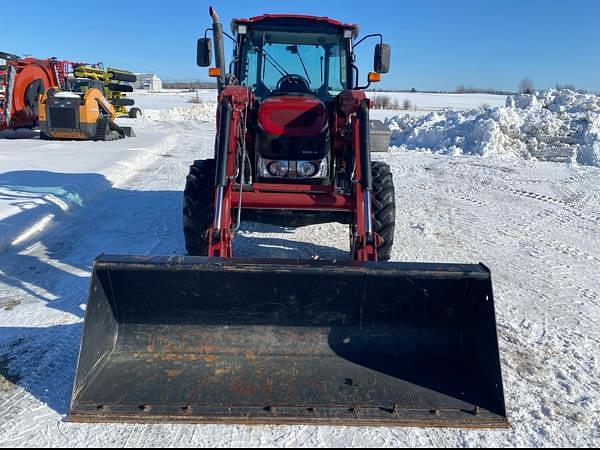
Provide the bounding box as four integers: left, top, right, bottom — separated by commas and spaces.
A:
369, 91, 507, 121
0, 91, 599, 447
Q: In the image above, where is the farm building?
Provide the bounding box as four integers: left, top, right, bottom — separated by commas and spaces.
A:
134, 73, 162, 92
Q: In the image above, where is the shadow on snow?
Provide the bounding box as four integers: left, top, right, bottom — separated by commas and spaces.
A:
0, 170, 349, 416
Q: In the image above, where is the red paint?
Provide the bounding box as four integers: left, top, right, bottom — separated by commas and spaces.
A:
233, 14, 358, 33
337, 90, 368, 115
232, 191, 355, 212
350, 114, 378, 261
258, 96, 327, 137
250, 183, 335, 194
207, 88, 380, 261
218, 85, 253, 107
1, 58, 60, 129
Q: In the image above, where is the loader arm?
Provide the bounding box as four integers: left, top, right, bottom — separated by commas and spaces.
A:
207, 88, 380, 261
207, 86, 252, 257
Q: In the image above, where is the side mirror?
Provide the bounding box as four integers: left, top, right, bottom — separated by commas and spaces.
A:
197, 38, 213, 67
374, 43, 391, 74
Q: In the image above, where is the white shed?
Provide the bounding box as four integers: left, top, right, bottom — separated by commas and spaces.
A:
134, 73, 162, 92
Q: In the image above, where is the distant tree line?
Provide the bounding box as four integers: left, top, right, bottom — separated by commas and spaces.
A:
372, 80, 596, 96
455, 85, 515, 95
519, 78, 594, 95
370, 87, 515, 95
164, 79, 595, 96
162, 81, 218, 90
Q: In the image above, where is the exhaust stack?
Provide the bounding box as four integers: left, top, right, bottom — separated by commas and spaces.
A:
209, 6, 226, 92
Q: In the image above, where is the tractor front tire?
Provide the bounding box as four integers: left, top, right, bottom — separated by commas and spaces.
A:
183, 159, 215, 256
371, 161, 396, 261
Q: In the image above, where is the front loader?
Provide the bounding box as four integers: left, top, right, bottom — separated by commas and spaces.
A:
69, 8, 507, 428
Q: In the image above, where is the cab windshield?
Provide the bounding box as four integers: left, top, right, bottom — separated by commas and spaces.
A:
239, 29, 348, 100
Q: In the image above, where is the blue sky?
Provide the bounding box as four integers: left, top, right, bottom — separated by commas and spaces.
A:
3, 0, 599, 92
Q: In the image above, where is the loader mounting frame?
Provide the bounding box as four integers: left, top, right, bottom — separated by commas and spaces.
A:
207, 86, 380, 261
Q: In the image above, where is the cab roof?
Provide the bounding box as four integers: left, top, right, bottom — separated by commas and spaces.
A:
231, 14, 359, 38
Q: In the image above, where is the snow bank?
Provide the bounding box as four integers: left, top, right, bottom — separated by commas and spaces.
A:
387, 89, 600, 167
141, 103, 217, 122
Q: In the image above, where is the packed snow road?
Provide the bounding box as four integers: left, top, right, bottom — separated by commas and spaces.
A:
1, 100, 600, 446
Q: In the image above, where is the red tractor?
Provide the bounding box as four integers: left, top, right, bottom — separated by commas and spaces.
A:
69, 8, 506, 428
184, 10, 395, 262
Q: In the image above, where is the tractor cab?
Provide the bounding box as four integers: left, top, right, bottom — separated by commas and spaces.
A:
198, 13, 390, 184
232, 16, 356, 100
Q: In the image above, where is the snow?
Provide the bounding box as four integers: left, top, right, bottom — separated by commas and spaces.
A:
0, 98, 216, 252
369, 92, 507, 121
141, 102, 217, 122
53, 92, 81, 99
128, 89, 217, 111
0, 92, 599, 447
386, 89, 600, 167
0, 126, 179, 251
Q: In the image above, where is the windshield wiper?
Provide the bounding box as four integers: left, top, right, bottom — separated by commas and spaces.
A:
258, 46, 289, 78
287, 45, 311, 84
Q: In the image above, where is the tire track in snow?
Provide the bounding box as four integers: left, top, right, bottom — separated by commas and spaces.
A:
396, 155, 600, 444
1, 141, 600, 445
504, 187, 600, 226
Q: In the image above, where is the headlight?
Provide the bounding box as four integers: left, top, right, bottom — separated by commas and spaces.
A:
297, 161, 317, 178
257, 157, 328, 179
258, 158, 288, 178
268, 161, 289, 177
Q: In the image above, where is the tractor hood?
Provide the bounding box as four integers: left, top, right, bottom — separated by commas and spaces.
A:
258, 96, 328, 137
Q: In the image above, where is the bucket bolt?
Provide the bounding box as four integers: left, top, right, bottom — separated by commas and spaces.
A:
348, 407, 359, 415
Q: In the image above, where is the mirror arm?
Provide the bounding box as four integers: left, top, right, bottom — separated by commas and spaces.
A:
352, 64, 360, 89
352, 33, 383, 50
229, 57, 239, 76
355, 80, 372, 91
223, 31, 237, 44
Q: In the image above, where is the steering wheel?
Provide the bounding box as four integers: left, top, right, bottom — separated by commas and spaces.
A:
276, 74, 311, 93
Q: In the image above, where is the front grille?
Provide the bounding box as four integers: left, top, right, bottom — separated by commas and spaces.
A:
49, 107, 77, 129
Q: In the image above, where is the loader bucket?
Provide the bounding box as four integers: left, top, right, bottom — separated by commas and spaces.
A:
69, 255, 508, 428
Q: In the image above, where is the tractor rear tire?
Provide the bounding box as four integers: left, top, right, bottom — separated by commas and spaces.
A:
183, 159, 215, 256
371, 161, 396, 261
